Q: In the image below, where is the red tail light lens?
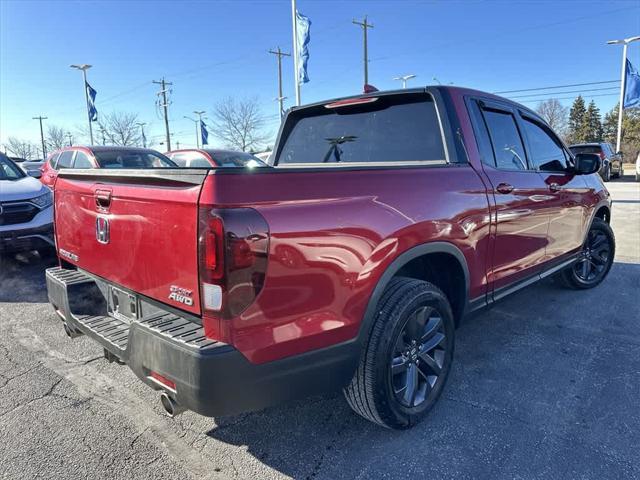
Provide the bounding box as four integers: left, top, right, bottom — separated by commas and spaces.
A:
198, 207, 269, 319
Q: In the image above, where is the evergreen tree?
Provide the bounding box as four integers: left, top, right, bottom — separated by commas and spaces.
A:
585, 100, 602, 142
602, 104, 618, 144
567, 96, 587, 143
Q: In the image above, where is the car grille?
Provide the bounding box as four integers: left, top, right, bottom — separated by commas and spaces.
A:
0, 202, 40, 226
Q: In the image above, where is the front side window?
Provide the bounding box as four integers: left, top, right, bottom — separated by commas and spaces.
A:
522, 118, 567, 172
482, 109, 527, 170
94, 150, 177, 168
0, 155, 26, 180
73, 151, 93, 168
276, 94, 446, 165
56, 151, 74, 169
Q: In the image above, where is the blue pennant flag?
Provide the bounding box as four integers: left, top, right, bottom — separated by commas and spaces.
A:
624, 59, 640, 109
200, 120, 209, 146
296, 10, 311, 85
86, 82, 98, 122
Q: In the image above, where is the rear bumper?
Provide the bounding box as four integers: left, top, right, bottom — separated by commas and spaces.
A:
46, 267, 357, 417
0, 223, 54, 253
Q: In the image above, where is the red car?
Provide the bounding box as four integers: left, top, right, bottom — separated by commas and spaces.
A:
40, 146, 177, 188
46, 86, 613, 429
166, 148, 267, 168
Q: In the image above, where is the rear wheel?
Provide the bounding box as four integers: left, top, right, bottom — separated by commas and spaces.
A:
559, 218, 615, 289
343, 277, 455, 429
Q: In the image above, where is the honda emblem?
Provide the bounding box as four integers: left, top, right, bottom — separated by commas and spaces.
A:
96, 216, 110, 244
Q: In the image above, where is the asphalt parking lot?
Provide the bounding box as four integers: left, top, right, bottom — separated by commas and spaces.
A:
1, 177, 639, 480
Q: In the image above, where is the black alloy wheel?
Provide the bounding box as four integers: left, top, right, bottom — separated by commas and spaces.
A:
391, 306, 446, 408
560, 218, 615, 289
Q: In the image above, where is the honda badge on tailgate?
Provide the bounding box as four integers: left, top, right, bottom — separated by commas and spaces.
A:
96, 216, 109, 244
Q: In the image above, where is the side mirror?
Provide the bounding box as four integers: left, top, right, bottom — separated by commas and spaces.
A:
573, 153, 601, 175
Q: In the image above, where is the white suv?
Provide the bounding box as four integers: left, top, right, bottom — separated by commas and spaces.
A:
0, 153, 54, 255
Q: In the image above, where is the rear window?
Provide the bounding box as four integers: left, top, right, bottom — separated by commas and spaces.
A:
569, 145, 602, 155
275, 94, 446, 165
93, 150, 177, 169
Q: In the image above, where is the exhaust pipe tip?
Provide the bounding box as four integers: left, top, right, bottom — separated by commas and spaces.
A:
160, 392, 184, 418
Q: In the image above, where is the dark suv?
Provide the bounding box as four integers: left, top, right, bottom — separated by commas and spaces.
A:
569, 142, 623, 181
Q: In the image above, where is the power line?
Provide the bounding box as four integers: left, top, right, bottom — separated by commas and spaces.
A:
516, 92, 619, 104
494, 80, 619, 95
507, 86, 620, 99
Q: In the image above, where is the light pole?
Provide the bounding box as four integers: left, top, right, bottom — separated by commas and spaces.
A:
136, 122, 147, 148
184, 115, 202, 148
194, 111, 206, 147
70, 64, 94, 145
66, 132, 73, 146
393, 74, 416, 89
607, 36, 640, 153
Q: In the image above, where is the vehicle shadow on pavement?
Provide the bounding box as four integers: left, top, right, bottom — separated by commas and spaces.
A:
0, 251, 57, 303
204, 262, 640, 479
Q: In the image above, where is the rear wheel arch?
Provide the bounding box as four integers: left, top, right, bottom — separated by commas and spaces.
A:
594, 205, 610, 223
359, 242, 470, 341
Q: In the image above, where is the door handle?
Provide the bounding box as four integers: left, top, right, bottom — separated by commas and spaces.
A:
496, 183, 514, 194
549, 183, 561, 192
95, 189, 112, 210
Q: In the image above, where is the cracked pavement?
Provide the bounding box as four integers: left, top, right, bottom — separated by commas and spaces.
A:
0, 179, 638, 479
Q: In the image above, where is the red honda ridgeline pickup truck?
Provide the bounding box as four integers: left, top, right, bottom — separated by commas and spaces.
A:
46, 86, 614, 429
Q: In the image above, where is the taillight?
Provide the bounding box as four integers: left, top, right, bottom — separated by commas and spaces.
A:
198, 207, 269, 320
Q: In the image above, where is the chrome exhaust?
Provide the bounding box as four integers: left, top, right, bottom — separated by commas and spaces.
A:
160, 392, 184, 418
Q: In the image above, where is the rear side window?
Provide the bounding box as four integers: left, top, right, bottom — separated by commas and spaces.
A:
168, 152, 212, 168
57, 151, 74, 169
521, 118, 567, 172
48, 153, 60, 168
73, 151, 93, 168
276, 94, 446, 165
482, 110, 527, 170
94, 150, 176, 168
569, 145, 601, 155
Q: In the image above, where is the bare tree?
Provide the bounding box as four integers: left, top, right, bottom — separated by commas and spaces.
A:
5, 137, 38, 159
211, 97, 270, 151
46, 125, 68, 151
535, 99, 569, 136
98, 112, 142, 146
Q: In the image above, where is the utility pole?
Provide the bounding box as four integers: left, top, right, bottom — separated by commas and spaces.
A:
70, 64, 94, 145
66, 132, 73, 146
153, 78, 173, 151
32, 115, 48, 159
99, 126, 107, 145
136, 122, 147, 148
269, 47, 291, 117
607, 36, 640, 153
353, 16, 374, 86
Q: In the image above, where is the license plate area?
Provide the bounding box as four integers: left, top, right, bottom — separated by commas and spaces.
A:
107, 285, 139, 323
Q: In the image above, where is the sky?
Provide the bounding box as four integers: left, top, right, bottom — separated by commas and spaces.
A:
1, 0, 639, 152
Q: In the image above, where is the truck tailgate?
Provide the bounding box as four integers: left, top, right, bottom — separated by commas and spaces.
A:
54, 169, 208, 316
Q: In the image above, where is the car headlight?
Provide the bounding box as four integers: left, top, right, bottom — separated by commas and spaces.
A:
31, 190, 53, 209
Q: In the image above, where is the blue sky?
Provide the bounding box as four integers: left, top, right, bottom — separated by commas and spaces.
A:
1, 0, 639, 151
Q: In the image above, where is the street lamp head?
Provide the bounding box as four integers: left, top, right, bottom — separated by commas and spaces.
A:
607, 37, 640, 45
70, 64, 92, 70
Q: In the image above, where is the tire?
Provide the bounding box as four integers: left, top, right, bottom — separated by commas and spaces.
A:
343, 277, 455, 429
559, 218, 615, 289
603, 164, 611, 182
